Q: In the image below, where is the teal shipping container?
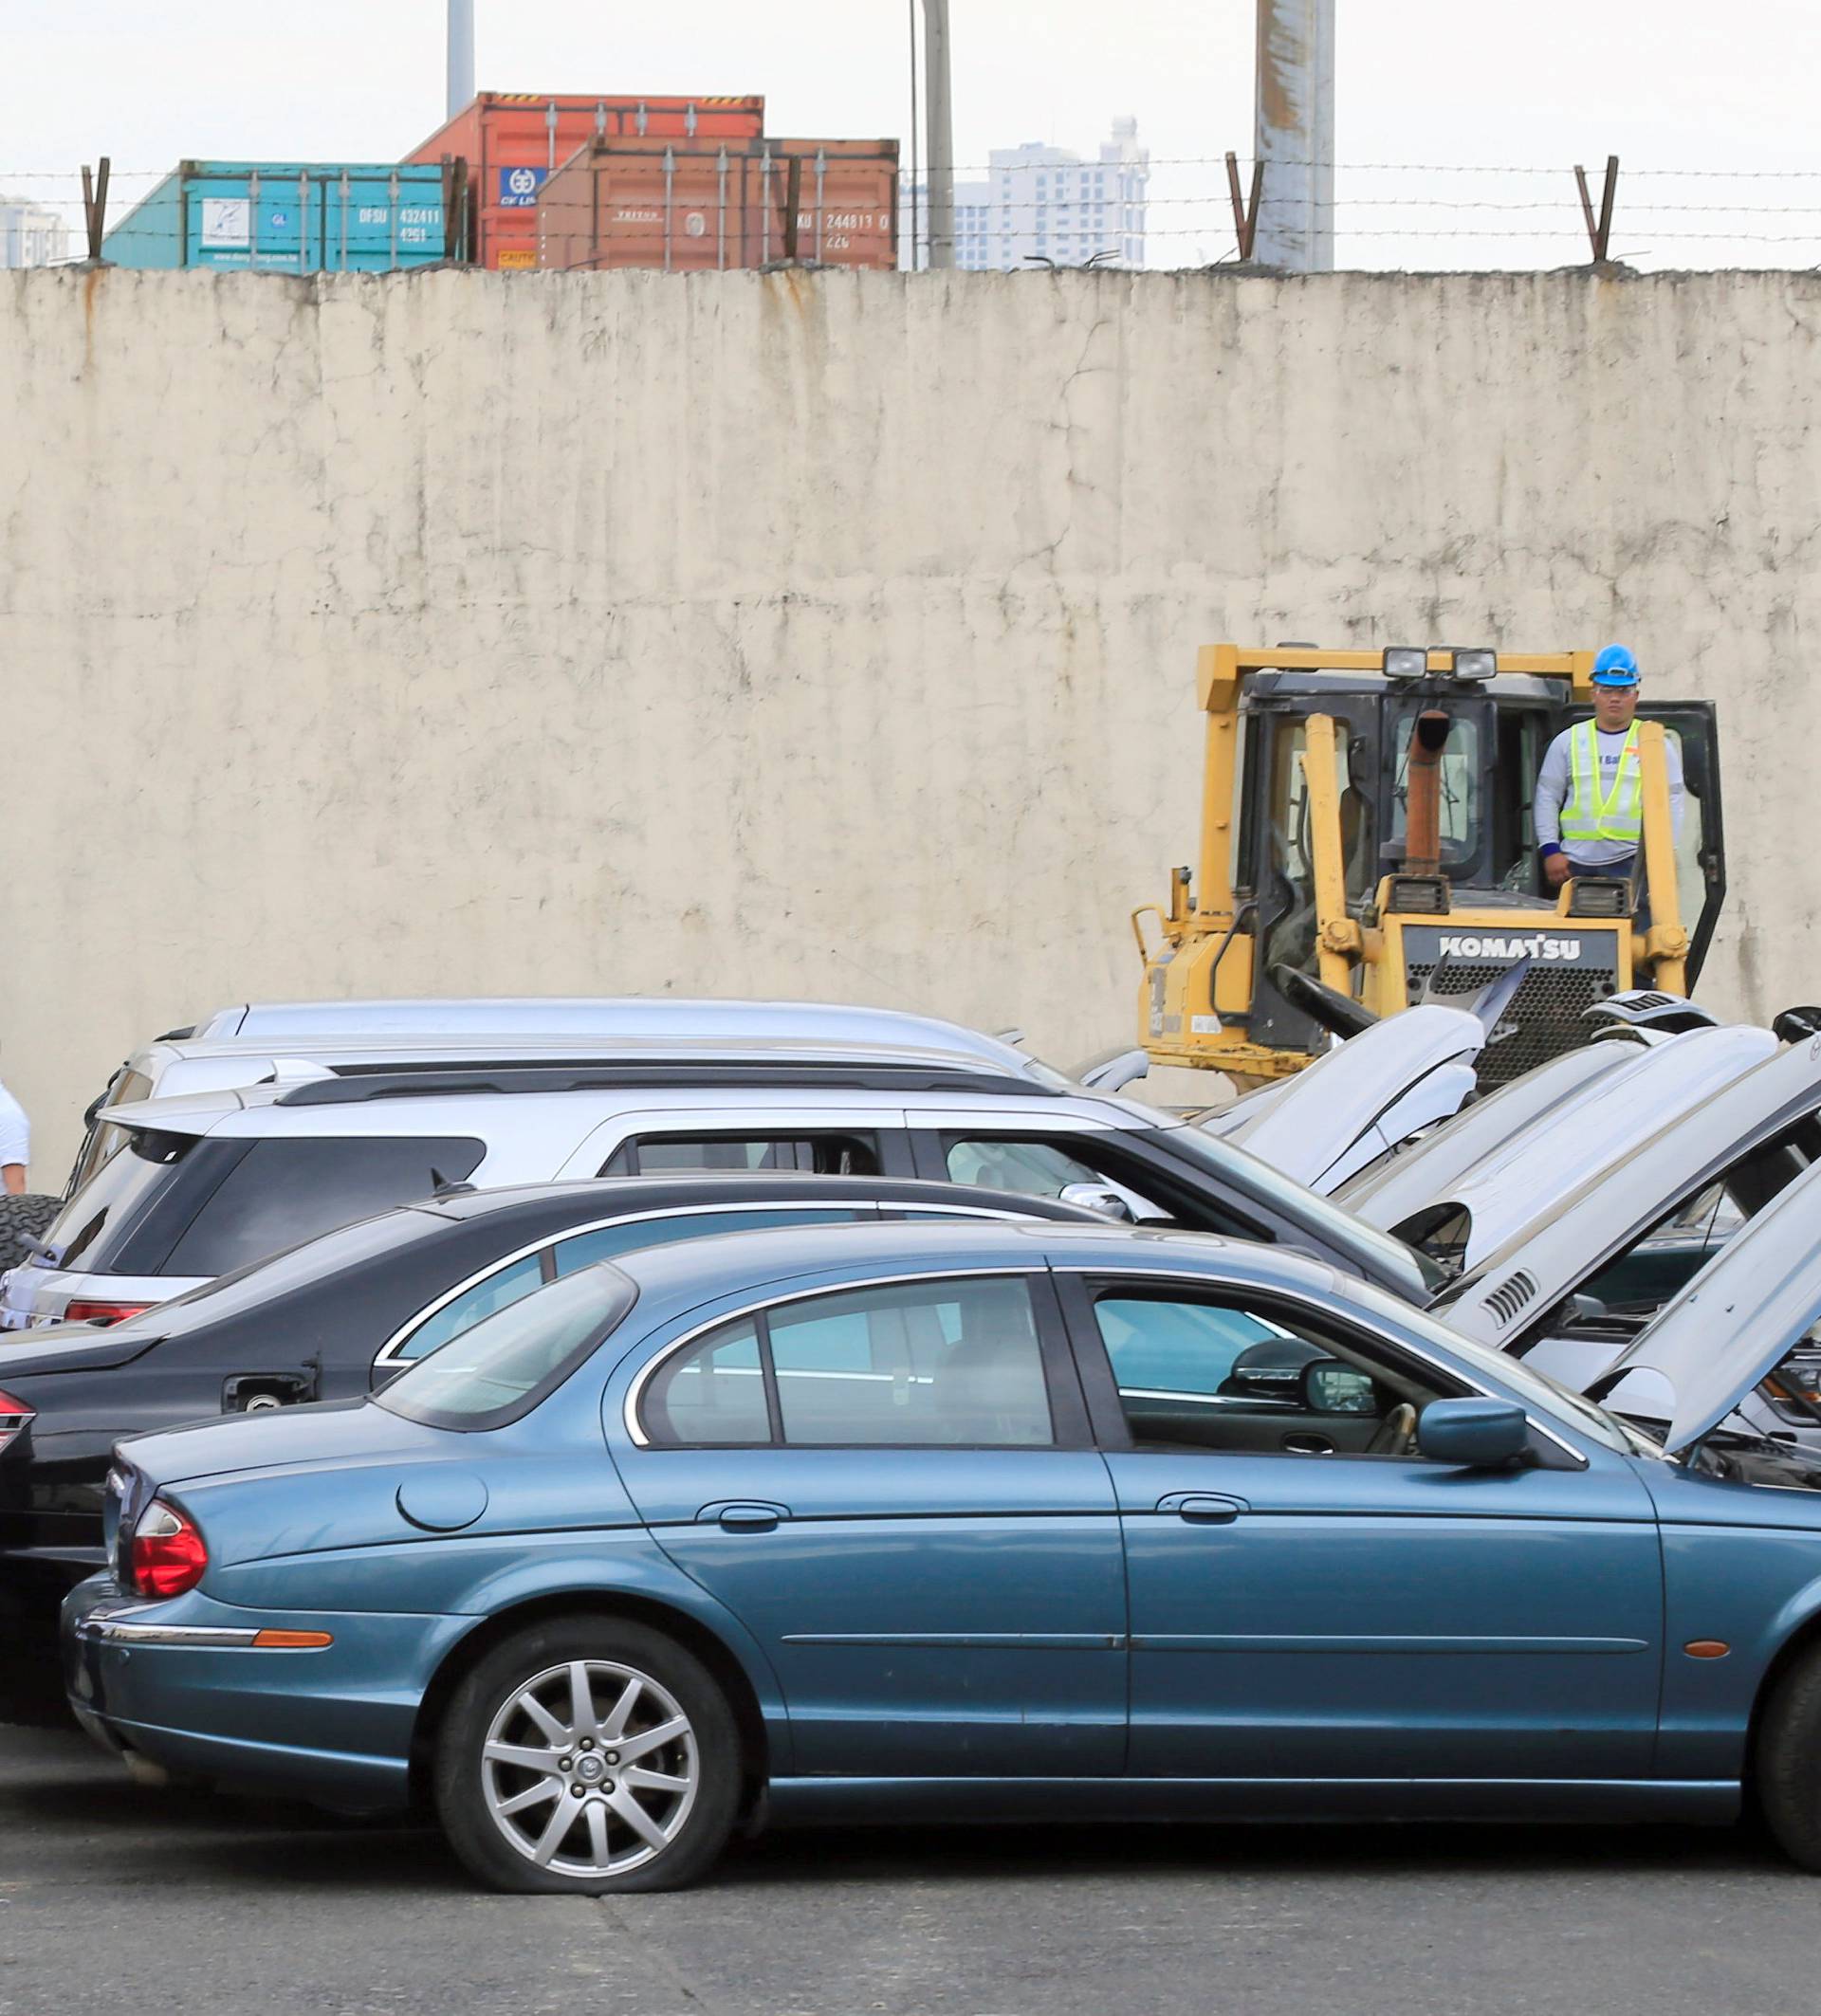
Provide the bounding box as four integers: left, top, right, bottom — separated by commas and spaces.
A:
103, 161, 452, 271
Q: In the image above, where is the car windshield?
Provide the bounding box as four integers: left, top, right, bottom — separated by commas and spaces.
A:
376, 1262, 638, 1430
1159, 1125, 1447, 1296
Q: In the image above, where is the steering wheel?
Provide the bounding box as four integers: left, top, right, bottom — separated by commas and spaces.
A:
1367, 1402, 1418, 1457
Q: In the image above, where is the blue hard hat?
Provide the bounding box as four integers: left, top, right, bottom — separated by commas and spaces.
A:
1592, 643, 1640, 687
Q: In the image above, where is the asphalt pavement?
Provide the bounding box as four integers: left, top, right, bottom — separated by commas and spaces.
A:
2, 1701, 1816, 2016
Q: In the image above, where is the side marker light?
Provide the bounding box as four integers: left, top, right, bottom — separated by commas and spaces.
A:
1683, 1640, 1730, 1659
251, 1629, 334, 1650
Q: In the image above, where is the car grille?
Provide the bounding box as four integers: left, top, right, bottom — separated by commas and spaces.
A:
1407, 960, 1619, 1085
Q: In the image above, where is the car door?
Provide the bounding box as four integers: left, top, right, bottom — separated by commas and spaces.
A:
1055, 1269, 1665, 1785
609, 1268, 1128, 1778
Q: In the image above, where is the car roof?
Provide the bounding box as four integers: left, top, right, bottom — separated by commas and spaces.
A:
100, 1042, 1093, 1138
598, 1213, 1334, 1306
192, 997, 1044, 1073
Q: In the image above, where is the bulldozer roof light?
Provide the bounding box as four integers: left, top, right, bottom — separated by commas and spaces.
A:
1451, 648, 1499, 682
1382, 647, 1428, 680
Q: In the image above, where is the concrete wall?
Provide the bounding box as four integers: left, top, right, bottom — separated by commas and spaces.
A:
5, 265, 1820, 1176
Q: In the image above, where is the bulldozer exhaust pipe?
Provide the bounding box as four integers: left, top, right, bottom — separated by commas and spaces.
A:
1403, 710, 1453, 877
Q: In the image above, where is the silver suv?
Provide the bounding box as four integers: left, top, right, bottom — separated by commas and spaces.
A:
66, 999, 1045, 1198
1, 1044, 1432, 1329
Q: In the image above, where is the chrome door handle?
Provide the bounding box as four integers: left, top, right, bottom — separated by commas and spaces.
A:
1153, 1493, 1247, 1523
698, 1500, 789, 1532
1281, 1434, 1335, 1456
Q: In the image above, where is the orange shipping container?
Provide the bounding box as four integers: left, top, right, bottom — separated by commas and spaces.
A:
406, 92, 765, 269
537, 136, 899, 275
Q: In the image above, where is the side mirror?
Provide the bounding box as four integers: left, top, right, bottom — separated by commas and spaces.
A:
1416, 1397, 1529, 1468
1058, 1183, 1135, 1223
1299, 1358, 1378, 1415
1560, 1292, 1609, 1328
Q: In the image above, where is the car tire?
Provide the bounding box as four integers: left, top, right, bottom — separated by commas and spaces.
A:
434, 1615, 742, 1896
0, 1193, 58, 1274
1755, 1647, 1821, 1870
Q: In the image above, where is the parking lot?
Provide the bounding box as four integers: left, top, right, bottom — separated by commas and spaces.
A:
1, 1698, 1810, 2016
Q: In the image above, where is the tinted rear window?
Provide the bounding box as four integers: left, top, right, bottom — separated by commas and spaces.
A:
159, 1136, 484, 1277
43, 1127, 202, 1272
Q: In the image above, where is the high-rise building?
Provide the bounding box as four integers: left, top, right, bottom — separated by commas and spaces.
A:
903, 116, 1149, 272
0, 197, 68, 268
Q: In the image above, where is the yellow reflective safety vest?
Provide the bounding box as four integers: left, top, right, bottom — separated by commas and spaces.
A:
1558, 720, 1642, 844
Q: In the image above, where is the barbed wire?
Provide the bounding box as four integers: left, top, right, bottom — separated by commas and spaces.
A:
8, 156, 1821, 182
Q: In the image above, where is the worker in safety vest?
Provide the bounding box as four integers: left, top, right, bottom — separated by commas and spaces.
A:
1534, 644, 1683, 889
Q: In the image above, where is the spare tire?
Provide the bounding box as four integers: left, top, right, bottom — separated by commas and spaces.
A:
0, 1193, 59, 1274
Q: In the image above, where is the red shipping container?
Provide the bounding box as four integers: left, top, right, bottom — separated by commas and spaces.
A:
537, 136, 899, 275
407, 92, 765, 269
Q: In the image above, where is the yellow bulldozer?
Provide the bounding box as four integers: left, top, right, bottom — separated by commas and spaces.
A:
1134, 644, 1725, 1089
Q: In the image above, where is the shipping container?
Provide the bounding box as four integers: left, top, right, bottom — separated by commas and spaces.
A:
103, 161, 451, 271
407, 92, 766, 269
537, 136, 899, 275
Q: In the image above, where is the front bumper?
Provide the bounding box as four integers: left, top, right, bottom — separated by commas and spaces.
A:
62, 1576, 465, 1814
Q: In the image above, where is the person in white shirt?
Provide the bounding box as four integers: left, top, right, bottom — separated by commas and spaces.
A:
0, 1078, 28, 1195
1533, 643, 1683, 889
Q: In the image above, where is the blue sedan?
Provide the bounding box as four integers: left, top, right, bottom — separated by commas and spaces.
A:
61, 1219, 1821, 1893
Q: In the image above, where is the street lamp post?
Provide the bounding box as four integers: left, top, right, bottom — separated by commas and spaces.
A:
447, 0, 475, 119
922, 0, 955, 269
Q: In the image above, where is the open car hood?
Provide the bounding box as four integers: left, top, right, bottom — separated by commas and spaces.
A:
1397, 1024, 1780, 1270
1584, 1155, 1821, 1455
1209, 1002, 1486, 1193
1337, 1039, 1630, 1221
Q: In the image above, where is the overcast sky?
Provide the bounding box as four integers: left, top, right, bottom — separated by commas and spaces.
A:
7, 0, 1819, 268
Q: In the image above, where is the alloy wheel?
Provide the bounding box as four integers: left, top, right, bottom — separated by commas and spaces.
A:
479, 1658, 699, 1877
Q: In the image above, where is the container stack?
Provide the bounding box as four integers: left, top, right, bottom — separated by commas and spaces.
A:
101, 97, 899, 276
103, 162, 451, 272
536, 136, 899, 275
409, 93, 898, 273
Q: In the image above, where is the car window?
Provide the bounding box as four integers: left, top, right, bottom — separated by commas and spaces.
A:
1088, 1289, 1453, 1457
393, 1254, 546, 1364
161, 1136, 485, 1277
70, 1068, 154, 1194
601, 1134, 881, 1178
940, 1134, 1167, 1219
642, 1318, 770, 1444
552, 1207, 865, 1276
42, 1127, 201, 1272
1095, 1296, 1289, 1396
377, 1263, 638, 1430
638, 1276, 1055, 1449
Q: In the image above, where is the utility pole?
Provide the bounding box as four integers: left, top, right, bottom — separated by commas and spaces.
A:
447, 0, 476, 119
923, 0, 955, 268
1252, 0, 1334, 270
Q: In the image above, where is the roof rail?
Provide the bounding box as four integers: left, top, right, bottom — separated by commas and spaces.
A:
273, 1063, 1062, 1108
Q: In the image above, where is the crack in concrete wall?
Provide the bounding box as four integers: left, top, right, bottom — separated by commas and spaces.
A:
4, 264, 1818, 1166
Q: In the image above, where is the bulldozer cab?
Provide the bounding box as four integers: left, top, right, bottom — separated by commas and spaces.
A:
1138, 646, 1724, 1087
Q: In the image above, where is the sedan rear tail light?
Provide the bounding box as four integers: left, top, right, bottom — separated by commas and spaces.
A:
64, 1300, 156, 1327
129, 1498, 208, 1599
0, 1387, 34, 1456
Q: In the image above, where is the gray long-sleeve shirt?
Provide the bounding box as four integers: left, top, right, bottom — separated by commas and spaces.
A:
1535, 724, 1684, 868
